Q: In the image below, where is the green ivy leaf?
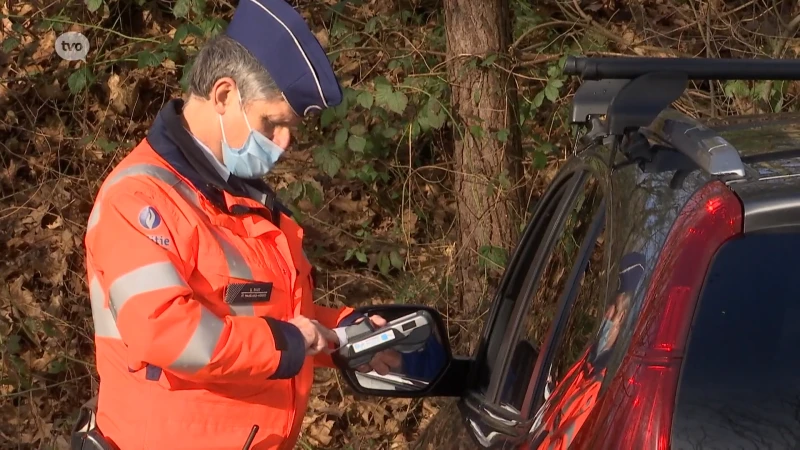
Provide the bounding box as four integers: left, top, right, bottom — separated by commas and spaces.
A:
179, 60, 195, 91
68, 67, 94, 94
173, 0, 192, 17
390, 250, 404, 270
478, 245, 508, 272
496, 129, 510, 142
201, 18, 227, 37
173, 23, 204, 43
532, 150, 548, 169
303, 181, 323, 207
320, 109, 336, 128
85, 0, 104, 12
373, 76, 392, 88
6, 335, 21, 354
469, 125, 484, 139
537, 142, 556, 154
544, 84, 559, 102
334, 128, 349, 148
533, 90, 545, 108
137, 51, 166, 68
48, 358, 67, 374
191, 0, 207, 15
480, 54, 498, 67
313, 146, 342, 177
348, 135, 367, 153
96, 137, 119, 154
375, 84, 408, 114
427, 105, 447, 129
284, 181, 303, 201
365, 17, 379, 33
2, 37, 20, 53
378, 254, 390, 275
357, 91, 374, 109
382, 127, 398, 139
355, 250, 368, 263
350, 124, 367, 136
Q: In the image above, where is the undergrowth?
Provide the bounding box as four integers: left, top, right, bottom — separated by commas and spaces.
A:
1, 0, 799, 448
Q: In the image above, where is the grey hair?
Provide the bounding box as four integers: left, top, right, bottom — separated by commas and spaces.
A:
185, 34, 281, 104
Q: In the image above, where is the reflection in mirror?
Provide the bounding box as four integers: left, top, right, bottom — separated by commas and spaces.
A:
340, 307, 449, 394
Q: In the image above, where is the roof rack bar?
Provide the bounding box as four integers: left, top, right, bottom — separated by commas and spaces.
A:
564, 56, 800, 81
642, 109, 746, 177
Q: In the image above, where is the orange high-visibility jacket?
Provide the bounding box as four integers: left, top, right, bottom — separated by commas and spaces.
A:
84, 99, 354, 450
531, 352, 605, 450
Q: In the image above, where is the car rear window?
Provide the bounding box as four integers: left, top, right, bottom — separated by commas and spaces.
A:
672, 231, 800, 448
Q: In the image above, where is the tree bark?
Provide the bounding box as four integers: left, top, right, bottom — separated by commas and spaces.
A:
444, 0, 522, 350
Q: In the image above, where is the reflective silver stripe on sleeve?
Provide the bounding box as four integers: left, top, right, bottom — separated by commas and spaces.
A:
89, 275, 122, 339
228, 303, 254, 317
169, 305, 226, 373
108, 261, 188, 319
87, 204, 100, 230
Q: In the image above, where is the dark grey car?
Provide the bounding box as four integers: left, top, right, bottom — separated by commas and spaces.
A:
333, 56, 800, 450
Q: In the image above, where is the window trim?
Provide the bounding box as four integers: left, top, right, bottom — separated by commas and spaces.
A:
521, 202, 607, 418
471, 168, 586, 396
483, 169, 590, 403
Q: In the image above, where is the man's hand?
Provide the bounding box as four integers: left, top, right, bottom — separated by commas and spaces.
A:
358, 349, 402, 375
352, 315, 404, 375
289, 315, 338, 355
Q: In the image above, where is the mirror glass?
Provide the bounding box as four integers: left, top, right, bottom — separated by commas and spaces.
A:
339, 306, 449, 393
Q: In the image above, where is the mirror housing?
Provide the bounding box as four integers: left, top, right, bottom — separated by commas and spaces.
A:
333, 304, 471, 398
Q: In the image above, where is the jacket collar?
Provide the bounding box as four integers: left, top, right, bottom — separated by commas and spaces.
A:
144, 98, 289, 219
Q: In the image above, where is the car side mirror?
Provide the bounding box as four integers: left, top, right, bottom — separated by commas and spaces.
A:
333, 304, 470, 398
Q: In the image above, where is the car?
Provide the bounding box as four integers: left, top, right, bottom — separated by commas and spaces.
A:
332, 56, 800, 450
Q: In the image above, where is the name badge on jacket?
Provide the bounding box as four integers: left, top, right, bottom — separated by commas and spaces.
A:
225, 282, 273, 304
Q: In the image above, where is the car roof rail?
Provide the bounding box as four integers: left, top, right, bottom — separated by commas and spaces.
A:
564, 56, 800, 178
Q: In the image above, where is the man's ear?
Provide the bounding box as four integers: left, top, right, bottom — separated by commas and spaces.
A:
271, 125, 291, 150
210, 77, 237, 115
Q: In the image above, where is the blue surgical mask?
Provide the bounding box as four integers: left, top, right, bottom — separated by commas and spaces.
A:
219, 91, 285, 179
597, 318, 614, 352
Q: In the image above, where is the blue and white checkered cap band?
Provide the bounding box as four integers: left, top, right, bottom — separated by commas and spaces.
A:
225, 0, 343, 116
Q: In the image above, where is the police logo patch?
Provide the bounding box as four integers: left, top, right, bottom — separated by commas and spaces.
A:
138, 206, 162, 230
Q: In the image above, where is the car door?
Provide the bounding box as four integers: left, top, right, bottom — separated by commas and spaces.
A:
445, 154, 612, 448
412, 157, 609, 449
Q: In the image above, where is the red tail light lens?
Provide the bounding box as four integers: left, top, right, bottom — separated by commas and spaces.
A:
571, 180, 743, 450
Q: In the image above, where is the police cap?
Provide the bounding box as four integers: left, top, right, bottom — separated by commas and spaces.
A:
225, 0, 343, 117
617, 252, 645, 294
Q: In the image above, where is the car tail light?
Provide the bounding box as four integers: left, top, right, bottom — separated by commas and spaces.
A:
570, 180, 743, 450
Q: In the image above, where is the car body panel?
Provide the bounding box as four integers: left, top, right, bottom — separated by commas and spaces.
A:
411, 108, 800, 450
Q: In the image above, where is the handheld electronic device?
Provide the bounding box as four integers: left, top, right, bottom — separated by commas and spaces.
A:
332, 310, 434, 370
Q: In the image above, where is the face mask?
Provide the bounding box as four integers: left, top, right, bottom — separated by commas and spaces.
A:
597, 318, 614, 353
219, 90, 285, 179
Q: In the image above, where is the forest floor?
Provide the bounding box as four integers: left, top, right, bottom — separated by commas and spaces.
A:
1, 0, 797, 448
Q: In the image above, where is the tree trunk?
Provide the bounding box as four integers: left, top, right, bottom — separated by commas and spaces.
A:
444, 0, 522, 350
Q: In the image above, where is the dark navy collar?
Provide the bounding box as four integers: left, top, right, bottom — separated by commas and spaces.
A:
145, 99, 289, 220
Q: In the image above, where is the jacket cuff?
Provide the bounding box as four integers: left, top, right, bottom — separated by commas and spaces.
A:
263, 317, 306, 379
337, 310, 364, 327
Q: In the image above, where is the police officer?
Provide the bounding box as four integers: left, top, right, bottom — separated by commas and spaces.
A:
74, 1, 368, 448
